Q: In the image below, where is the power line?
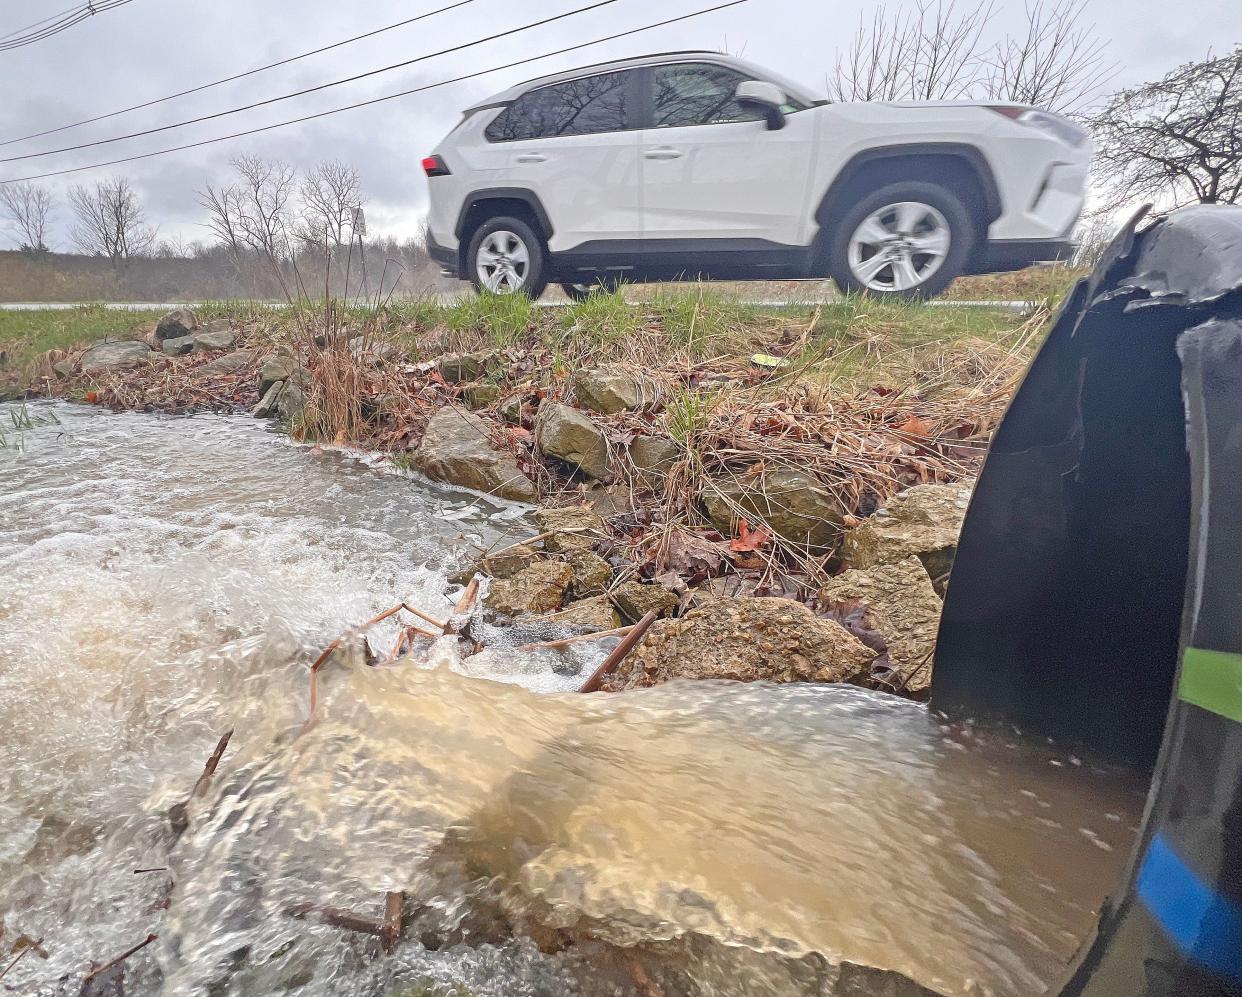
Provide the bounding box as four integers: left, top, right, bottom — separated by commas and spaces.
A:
0, 0, 476, 148
0, 0, 624, 162
0, 0, 134, 52
0, 3, 81, 42
0, 0, 750, 184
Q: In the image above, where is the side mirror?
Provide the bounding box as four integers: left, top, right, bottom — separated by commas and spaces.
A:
735, 80, 787, 131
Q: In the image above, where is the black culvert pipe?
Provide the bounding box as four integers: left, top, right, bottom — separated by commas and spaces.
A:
932, 205, 1242, 994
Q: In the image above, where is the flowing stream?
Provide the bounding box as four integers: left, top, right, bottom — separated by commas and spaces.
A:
0, 402, 1148, 997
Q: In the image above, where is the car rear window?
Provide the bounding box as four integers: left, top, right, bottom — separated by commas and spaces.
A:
485, 69, 634, 142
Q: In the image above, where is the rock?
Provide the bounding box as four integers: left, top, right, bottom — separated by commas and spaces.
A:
154, 306, 196, 343
462, 383, 501, 409
79, 340, 151, 374
276, 380, 307, 425
534, 505, 603, 553
438, 350, 499, 383
571, 367, 656, 414
819, 557, 942, 695
603, 596, 873, 691
498, 395, 524, 424
192, 327, 235, 351
162, 335, 195, 356
259, 355, 309, 396
552, 595, 621, 630
702, 468, 845, 551
413, 406, 536, 503
52, 359, 75, 379
564, 547, 612, 596
611, 580, 679, 623
349, 337, 401, 364
253, 381, 284, 418
840, 483, 971, 586
535, 402, 609, 479
481, 543, 539, 579
485, 560, 573, 616
195, 349, 256, 378
629, 434, 681, 473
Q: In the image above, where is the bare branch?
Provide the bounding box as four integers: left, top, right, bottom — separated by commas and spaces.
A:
0, 180, 54, 255
67, 176, 155, 268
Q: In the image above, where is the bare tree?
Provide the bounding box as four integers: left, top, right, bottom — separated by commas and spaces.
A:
229, 153, 298, 259
299, 160, 363, 253
1089, 46, 1242, 210
826, 0, 1112, 112
198, 181, 246, 262
0, 180, 54, 255
984, 0, 1114, 113
826, 0, 995, 102
68, 177, 155, 267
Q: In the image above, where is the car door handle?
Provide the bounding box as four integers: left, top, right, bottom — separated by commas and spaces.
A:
515, 153, 547, 163
644, 147, 683, 160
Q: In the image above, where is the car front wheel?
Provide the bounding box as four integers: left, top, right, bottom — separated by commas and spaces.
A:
829, 181, 974, 300
467, 216, 548, 298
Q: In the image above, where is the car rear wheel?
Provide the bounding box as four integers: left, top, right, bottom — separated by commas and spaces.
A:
467, 216, 548, 298
829, 181, 974, 300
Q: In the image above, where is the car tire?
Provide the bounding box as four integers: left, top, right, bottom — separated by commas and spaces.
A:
560, 277, 620, 302
467, 216, 548, 299
829, 181, 974, 300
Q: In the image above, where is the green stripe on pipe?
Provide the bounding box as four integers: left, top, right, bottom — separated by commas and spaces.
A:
1180, 648, 1242, 725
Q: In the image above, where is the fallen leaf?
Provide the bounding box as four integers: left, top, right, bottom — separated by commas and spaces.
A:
729, 518, 771, 553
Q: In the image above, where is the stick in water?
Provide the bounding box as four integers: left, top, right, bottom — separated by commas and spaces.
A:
580, 612, 658, 693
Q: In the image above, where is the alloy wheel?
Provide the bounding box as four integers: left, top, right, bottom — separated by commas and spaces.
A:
476, 229, 530, 293
847, 201, 951, 293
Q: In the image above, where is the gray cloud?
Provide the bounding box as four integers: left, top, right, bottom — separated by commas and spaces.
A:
2, 0, 1238, 249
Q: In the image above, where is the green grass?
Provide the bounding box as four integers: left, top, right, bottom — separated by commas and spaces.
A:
651, 285, 763, 354
0, 305, 152, 369
441, 291, 535, 348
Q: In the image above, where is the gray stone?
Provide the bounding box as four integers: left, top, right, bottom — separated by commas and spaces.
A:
253, 381, 285, 419
819, 556, 942, 695
571, 367, 657, 414
534, 505, 603, 552
162, 335, 195, 356
535, 402, 609, 480
259, 355, 308, 396
629, 434, 681, 473
611, 580, 679, 623
413, 406, 536, 503
550, 595, 621, 631
79, 340, 151, 374
602, 596, 873, 691
276, 380, 307, 425
154, 307, 196, 343
485, 560, 573, 616
52, 359, 75, 379
702, 468, 845, 551
192, 327, 235, 351
840, 483, 972, 586
481, 543, 540, 579
438, 350, 499, 383
564, 547, 612, 597
462, 383, 501, 409
195, 349, 257, 378
498, 395, 525, 424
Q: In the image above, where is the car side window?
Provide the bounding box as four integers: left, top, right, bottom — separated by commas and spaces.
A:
651, 63, 807, 128
485, 70, 633, 142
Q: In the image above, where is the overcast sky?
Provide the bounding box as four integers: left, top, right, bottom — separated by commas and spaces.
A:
1, 0, 1239, 250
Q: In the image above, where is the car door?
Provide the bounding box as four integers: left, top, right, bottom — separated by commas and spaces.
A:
489, 68, 642, 255
640, 62, 818, 248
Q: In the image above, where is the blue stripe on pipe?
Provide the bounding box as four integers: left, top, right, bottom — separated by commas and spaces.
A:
1137, 832, 1242, 983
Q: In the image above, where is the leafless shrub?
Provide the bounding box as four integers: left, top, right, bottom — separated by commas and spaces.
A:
1089, 45, 1242, 210
68, 176, 156, 268
0, 180, 54, 256
299, 160, 364, 254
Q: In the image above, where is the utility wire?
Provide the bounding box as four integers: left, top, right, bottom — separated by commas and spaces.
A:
0, 0, 624, 162
0, 2, 81, 42
0, 0, 476, 147
0, 0, 750, 184
0, 0, 134, 51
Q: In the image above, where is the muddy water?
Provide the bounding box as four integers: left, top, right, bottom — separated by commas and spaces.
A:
0, 402, 1147, 997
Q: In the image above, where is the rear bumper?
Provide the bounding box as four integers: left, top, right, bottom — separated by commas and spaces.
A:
974, 237, 1074, 274
426, 231, 459, 276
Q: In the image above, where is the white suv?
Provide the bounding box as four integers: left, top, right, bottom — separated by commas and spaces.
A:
423, 51, 1091, 300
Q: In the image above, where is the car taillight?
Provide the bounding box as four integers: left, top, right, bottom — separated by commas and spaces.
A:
422, 155, 451, 177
